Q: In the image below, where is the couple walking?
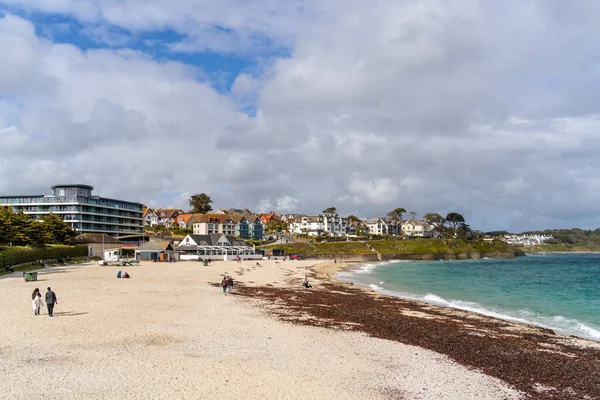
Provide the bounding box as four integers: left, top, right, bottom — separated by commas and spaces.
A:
221, 276, 234, 293
31, 287, 58, 316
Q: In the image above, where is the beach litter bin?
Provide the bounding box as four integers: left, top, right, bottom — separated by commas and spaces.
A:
23, 271, 38, 282
203, 260, 208, 266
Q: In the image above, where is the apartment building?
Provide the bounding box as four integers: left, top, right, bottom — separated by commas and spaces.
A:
192, 214, 264, 240
288, 214, 348, 236
0, 184, 143, 237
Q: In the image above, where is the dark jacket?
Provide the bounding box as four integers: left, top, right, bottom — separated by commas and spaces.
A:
45, 290, 57, 304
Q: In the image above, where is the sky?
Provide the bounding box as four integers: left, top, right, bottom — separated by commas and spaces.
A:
1, 1, 600, 233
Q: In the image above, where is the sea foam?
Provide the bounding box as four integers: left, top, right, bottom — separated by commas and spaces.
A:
381, 290, 600, 341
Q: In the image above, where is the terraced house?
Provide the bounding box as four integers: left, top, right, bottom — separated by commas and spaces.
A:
0, 184, 143, 237
192, 214, 264, 240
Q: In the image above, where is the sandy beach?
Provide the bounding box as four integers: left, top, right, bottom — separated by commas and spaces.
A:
0, 259, 525, 400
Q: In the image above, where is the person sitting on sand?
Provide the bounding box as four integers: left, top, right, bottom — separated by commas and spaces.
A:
123, 271, 130, 279
117, 270, 122, 278
302, 274, 312, 289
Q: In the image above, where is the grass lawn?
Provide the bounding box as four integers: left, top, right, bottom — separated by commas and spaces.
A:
261, 239, 518, 256
367, 239, 517, 255
261, 241, 372, 255
0, 258, 89, 277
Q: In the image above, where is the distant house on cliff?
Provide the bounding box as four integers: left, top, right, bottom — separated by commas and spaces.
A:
143, 208, 159, 227
363, 218, 401, 235
401, 220, 435, 238
155, 209, 183, 227
260, 211, 281, 224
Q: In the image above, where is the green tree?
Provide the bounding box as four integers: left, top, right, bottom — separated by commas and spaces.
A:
387, 207, 406, 236
189, 193, 213, 214
445, 212, 466, 236
152, 224, 167, 233
26, 220, 52, 247
0, 206, 15, 245
424, 213, 444, 224
386, 208, 406, 221
43, 213, 77, 244
347, 215, 361, 223
456, 223, 471, 239
322, 207, 338, 216
409, 211, 417, 220
265, 220, 288, 233
11, 211, 32, 246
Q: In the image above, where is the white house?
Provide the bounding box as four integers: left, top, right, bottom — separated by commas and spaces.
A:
401, 220, 435, 238
363, 218, 401, 235
501, 234, 554, 246
364, 218, 385, 235
288, 214, 348, 236
143, 209, 159, 227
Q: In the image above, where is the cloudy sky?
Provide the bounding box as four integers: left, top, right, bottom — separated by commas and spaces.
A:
1, 1, 599, 232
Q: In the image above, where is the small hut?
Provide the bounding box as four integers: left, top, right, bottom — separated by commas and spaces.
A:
71, 233, 125, 259
135, 241, 178, 262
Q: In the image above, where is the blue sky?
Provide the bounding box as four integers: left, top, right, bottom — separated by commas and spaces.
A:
1, 5, 273, 98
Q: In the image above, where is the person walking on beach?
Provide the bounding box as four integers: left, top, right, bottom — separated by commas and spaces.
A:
221, 277, 228, 294
227, 276, 234, 292
31, 288, 44, 315
45, 287, 57, 317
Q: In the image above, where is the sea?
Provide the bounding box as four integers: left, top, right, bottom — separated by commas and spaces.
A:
337, 253, 600, 341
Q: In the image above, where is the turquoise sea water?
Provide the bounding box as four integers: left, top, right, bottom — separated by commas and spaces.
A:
337, 254, 600, 341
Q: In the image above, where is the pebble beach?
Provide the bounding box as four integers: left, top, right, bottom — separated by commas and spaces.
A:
0, 259, 596, 399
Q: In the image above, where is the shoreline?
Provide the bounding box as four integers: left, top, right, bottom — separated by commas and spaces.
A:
232, 259, 600, 399
524, 250, 600, 254
320, 260, 600, 343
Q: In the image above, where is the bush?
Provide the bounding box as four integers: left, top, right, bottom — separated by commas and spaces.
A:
0, 245, 88, 269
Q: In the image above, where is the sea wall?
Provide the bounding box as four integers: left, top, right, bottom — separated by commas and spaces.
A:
380, 251, 524, 261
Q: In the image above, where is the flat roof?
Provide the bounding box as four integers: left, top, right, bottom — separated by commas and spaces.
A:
51, 184, 94, 191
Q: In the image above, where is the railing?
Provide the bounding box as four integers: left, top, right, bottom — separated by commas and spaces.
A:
0, 196, 143, 211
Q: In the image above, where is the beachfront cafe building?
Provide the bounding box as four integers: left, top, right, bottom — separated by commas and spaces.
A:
135, 241, 178, 262
0, 184, 144, 238
176, 234, 259, 260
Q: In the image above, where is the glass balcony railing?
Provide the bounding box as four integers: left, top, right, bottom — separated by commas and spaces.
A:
0, 195, 142, 211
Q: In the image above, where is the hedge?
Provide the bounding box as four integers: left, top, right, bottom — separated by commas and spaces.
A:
0, 245, 88, 269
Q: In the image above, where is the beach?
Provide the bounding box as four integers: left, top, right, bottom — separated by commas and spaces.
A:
0, 259, 597, 399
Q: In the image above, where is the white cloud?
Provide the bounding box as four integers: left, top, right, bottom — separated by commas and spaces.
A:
3, 2, 600, 231
348, 177, 400, 205
255, 199, 272, 214
276, 196, 297, 211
